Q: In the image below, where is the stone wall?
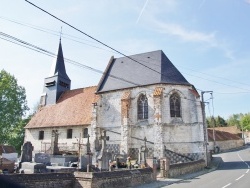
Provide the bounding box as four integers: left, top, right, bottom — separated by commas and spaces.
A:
3, 173, 75, 188
74, 168, 155, 188
2, 169, 155, 188
208, 139, 244, 152
168, 159, 205, 178
97, 84, 203, 160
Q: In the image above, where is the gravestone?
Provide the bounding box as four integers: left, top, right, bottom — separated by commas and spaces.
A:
20, 162, 46, 174
80, 155, 92, 170
34, 153, 51, 165
20, 141, 33, 162
50, 155, 78, 166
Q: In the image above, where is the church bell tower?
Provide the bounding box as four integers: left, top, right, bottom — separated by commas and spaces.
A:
40, 39, 71, 106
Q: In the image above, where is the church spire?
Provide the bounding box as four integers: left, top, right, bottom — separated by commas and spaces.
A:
40, 39, 71, 106
49, 39, 70, 80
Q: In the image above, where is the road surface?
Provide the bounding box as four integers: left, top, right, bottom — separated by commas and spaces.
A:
167, 146, 250, 188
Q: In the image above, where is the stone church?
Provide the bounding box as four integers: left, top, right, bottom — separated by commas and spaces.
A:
24, 40, 205, 165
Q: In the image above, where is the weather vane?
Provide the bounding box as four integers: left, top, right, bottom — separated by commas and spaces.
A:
60, 26, 63, 40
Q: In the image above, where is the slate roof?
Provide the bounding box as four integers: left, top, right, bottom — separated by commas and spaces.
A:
97, 50, 191, 93
25, 86, 98, 129
49, 40, 70, 80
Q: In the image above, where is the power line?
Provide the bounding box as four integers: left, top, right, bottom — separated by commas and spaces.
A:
24, 0, 182, 81
0, 16, 117, 54
178, 66, 250, 87
0, 31, 140, 87
2, 15, 250, 92
0, 31, 201, 104
24, 0, 250, 93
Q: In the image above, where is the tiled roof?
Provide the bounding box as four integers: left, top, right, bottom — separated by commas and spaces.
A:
0, 145, 16, 154
25, 86, 98, 129
97, 50, 191, 93
207, 127, 241, 141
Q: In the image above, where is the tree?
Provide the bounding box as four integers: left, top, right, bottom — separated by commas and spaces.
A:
227, 114, 242, 129
206, 116, 216, 128
240, 113, 250, 131
215, 116, 227, 127
0, 69, 29, 151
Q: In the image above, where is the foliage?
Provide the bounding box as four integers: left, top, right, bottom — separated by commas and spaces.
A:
227, 113, 243, 129
207, 113, 250, 132
240, 113, 250, 131
206, 116, 227, 128
0, 69, 29, 152
7, 116, 31, 154
215, 116, 228, 127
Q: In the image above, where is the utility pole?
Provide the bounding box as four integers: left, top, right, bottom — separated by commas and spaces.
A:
201, 91, 213, 167
210, 92, 216, 151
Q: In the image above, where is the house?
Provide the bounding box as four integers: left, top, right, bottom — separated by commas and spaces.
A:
207, 126, 244, 152
24, 40, 205, 165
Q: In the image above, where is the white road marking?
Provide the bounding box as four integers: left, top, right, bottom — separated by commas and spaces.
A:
222, 183, 231, 188
237, 152, 250, 174
236, 174, 245, 181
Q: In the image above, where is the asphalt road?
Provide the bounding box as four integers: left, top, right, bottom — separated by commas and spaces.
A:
167, 146, 250, 188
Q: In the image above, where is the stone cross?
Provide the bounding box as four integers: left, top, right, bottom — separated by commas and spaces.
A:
144, 137, 147, 148
51, 130, 59, 155
100, 130, 109, 151
96, 130, 110, 170
140, 137, 149, 166
86, 134, 91, 155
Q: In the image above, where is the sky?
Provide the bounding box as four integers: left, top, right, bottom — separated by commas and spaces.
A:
0, 0, 250, 119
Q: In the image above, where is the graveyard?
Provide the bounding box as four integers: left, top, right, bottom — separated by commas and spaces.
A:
0, 128, 206, 188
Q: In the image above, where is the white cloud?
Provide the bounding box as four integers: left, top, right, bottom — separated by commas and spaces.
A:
150, 19, 235, 60
154, 20, 215, 43
245, 0, 250, 4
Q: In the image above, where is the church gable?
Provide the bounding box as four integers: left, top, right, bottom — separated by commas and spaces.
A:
96, 50, 191, 93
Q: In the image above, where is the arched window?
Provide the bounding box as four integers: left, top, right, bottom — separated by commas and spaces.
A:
137, 94, 148, 120
170, 93, 181, 117
83, 128, 88, 138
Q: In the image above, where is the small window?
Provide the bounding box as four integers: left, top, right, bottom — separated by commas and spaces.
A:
67, 129, 73, 139
40, 94, 46, 106
59, 81, 69, 88
170, 93, 181, 117
137, 94, 148, 120
39, 131, 44, 140
83, 128, 88, 138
